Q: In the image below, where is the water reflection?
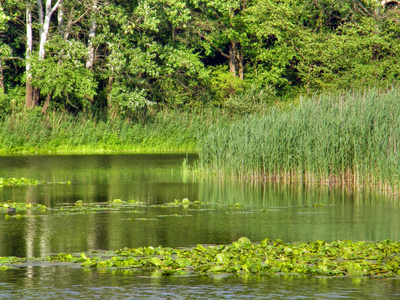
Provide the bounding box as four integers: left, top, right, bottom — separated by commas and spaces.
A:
0, 154, 398, 258
0, 267, 399, 299
1, 154, 400, 299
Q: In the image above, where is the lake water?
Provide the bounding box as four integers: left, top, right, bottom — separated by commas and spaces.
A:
0, 154, 399, 299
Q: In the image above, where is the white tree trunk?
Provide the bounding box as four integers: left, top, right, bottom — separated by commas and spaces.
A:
26, 6, 32, 75
38, 0, 63, 60
86, 0, 98, 69
25, 5, 33, 108
57, 0, 65, 38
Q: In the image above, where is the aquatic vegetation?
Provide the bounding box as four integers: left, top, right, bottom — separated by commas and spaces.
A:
195, 88, 400, 195
150, 198, 208, 208
0, 109, 227, 154
1, 202, 47, 214
0, 177, 44, 186
2, 238, 398, 278
0, 198, 333, 220
104, 238, 400, 277
56, 199, 146, 215
157, 214, 193, 218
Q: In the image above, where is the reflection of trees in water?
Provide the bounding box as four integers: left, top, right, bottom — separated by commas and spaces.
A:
0, 154, 399, 259
0, 154, 195, 205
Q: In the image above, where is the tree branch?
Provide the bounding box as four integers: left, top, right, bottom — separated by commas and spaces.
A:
194, 30, 229, 59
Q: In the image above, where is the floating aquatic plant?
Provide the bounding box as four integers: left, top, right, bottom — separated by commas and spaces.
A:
36, 238, 400, 278
0, 177, 45, 186
0, 198, 333, 220
1, 201, 47, 220
2, 237, 399, 277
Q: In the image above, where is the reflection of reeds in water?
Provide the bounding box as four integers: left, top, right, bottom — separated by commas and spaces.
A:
196, 88, 400, 196
196, 178, 381, 207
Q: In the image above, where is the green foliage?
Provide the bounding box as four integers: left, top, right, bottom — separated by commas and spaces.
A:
0, 6, 10, 35
245, 0, 399, 94
2, 0, 400, 113
0, 178, 44, 186
224, 83, 277, 114
0, 86, 25, 115
29, 38, 97, 110
207, 66, 245, 103
0, 92, 10, 114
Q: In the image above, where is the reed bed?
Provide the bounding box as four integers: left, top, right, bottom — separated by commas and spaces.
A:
197, 88, 400, 194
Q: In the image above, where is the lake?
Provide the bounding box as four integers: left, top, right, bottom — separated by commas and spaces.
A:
0, 154, 399, 299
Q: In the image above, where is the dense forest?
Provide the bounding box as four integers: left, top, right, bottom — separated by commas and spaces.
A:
0, 0, 399, 118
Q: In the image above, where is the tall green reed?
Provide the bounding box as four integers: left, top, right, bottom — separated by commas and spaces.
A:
197, 88, 400, 192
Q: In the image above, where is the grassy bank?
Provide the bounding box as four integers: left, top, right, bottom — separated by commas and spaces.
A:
197, 88, 400, 193
0, 109, 225, 154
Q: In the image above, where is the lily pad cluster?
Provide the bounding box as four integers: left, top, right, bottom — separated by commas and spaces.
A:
44, 238, 400, 277
0, 197, 333, 220
2, 202, 47, 219
57, 199, 145, 215
150, 198, 208, 208
0, 177, 44, 186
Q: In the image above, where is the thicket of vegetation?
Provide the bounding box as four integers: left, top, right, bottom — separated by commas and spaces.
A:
0, 1, 400, 116
197, 87, 400, 192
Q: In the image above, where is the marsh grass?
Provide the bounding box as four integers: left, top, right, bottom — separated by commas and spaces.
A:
196, 88, 400, 194
0, 108, 226, 153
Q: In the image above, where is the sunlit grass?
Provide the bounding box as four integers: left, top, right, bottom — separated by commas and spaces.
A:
0, 108, 226, 154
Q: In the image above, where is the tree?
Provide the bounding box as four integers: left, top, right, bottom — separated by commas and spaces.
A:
188, 0, 251, 80
38, 0, 63, 60
244, 0, 397, 95
98, 0, 209, 114
85, 0, 97, 70
26, 1, 34, 107
30, 37, 96, 113
0, 5, 10, 94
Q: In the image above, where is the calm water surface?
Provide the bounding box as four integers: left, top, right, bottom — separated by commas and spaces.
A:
0, 154, 399, 299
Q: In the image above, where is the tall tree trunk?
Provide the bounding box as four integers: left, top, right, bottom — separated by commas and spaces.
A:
86, 0, 98, 70
38, 0, 63, 60
107, 75, 114, 108
57, 0, 64, 38
33, 0, 63, 109
41, 93, 51, 114
25, 5, 33, 108
0, 58, 5, 95
229, 41, 236, 77
236, 45, 244, 80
